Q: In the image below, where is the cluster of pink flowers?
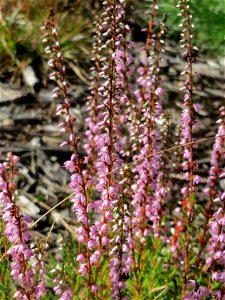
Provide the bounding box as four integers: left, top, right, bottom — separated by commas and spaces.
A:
41, 1, 200, 298
131, 1, 166, 244
51, 268, 73, 300
206, 107, 225, 288
184, 107, 225, 299
93, 1, 132, 297
0, 153, 45, 300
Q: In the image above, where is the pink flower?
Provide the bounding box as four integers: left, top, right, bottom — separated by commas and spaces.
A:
193, 103, 202, 113
0, 154, 45, 299
79, 264, 88, 276
59, 289, 73, 300
77, 254, 85, 263
155, 87, 163, 97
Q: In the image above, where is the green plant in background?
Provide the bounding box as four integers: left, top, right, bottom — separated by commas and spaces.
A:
0, 0, 98, 81
0, 0, 223, 80
125, 0, 225, 56
158, 0, 225, 55
0, 0, 48, 76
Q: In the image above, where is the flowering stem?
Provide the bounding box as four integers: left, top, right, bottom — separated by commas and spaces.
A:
42, 12, 93, 297
177, 0, 198, 295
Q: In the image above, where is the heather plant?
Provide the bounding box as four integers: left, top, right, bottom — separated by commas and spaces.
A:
0, 153, 45, 300
0, 0, 224, 300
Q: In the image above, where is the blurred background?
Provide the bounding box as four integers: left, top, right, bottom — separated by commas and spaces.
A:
0, 0, 224, 78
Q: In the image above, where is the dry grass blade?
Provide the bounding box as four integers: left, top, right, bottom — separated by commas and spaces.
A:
45, 220, 55, 245
30, 192, 75, 229
152, 286, 168, 300
101, 134, 225, 178
150, 285, 168, 294
0, 193, 75, 262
